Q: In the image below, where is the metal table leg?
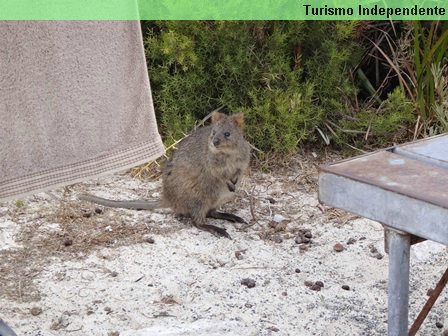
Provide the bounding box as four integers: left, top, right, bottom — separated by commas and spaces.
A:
0, 319, 17, 336
386, 229, 411, 336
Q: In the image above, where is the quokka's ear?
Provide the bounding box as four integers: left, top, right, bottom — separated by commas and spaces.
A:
232, 113, 244, 129
211, 111, 225, 124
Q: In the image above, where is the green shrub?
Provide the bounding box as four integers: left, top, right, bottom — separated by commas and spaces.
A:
335, 87, 415, 149
143, 21, 362, 153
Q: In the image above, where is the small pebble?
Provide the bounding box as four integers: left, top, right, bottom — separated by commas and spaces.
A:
267, 326, 280, 332
301, 237, 310, 244
94, 207, 103, 214
282, 291, 287, 296
310, 284, 321, 291
333, 243, 344, 252
110, 271, 118, 278
82, 212, 92, 218
235, 251, 244, 260
359, 237, 366, 240
241, 278, 256, 288
273, 214, 286, 223
427, 288, 433, 296
294, 235, 303, 244
63, 237, 73, 247
369, 244, 378, 254
315, 281, 324, 288
375, 253, 384, 260
266, 197, 276, 204
30, 307, 42, 316
295, 268, 301, 273
244, 303, 253, 308
342, 285, 350, 290
144, 236, 155, 244
436, 322, 443, 329
304, 231, 312, 239
347, 237, 356, 245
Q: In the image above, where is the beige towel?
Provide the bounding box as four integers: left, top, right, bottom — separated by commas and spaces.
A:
0, 21, 165, 201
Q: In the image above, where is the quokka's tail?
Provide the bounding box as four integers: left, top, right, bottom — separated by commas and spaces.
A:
78, 193, 160, 210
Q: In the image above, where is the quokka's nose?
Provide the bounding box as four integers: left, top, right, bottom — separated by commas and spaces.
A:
213, 138, 221, 146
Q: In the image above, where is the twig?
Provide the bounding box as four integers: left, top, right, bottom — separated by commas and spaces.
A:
194, 105, 225, 130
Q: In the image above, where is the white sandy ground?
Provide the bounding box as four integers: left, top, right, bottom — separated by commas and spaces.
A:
0, 159, 447, 336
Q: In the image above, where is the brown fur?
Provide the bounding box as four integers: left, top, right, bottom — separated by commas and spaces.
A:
79, 112, 251, 238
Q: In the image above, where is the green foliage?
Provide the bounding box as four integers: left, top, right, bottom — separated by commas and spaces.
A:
336, 87, 415, 148
144, 21, 361, 153
412, 21, 448, 125
431, 63, 448, 134
302, 21, 361, 114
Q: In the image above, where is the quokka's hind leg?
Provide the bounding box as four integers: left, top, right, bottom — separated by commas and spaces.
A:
207, 209, 246, 224
189, 206, 231, 239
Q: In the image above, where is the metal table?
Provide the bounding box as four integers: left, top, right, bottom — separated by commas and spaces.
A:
319, 134, 448, 336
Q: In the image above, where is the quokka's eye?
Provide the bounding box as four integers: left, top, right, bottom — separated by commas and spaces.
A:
224, 132, 230, 138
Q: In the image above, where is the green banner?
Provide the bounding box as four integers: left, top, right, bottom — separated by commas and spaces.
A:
0, 0, 446, 20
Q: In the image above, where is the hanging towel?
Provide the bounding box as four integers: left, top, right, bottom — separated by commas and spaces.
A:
0, 21, 165, 201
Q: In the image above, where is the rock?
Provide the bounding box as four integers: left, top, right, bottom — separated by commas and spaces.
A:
94, 207, 103, 214
143, 236, 155, 244
235, 251, 244, 260
266, 197, 276, 204
30, 307, 42, 316
315, 281, 324, 288
267, 326, 280, 332
436, 322, 443, 329
241, 278, 256, 288
82, 211, 92, 218
375, 253, 384, 260
333, 243, 344, 252
347, 237, 356, 245
295, 232, 311, 245
63, 237, 73, 247
310, 284, 321, 291
295, 268, 301, 273
342, 285, 350, 290
273, 214, 287, 223
369, 244, 378, 254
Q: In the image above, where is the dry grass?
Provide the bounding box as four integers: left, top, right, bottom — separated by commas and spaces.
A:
0, 199, 182, 302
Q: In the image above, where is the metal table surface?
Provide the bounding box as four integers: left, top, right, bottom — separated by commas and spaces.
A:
318, 134, 448, 336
